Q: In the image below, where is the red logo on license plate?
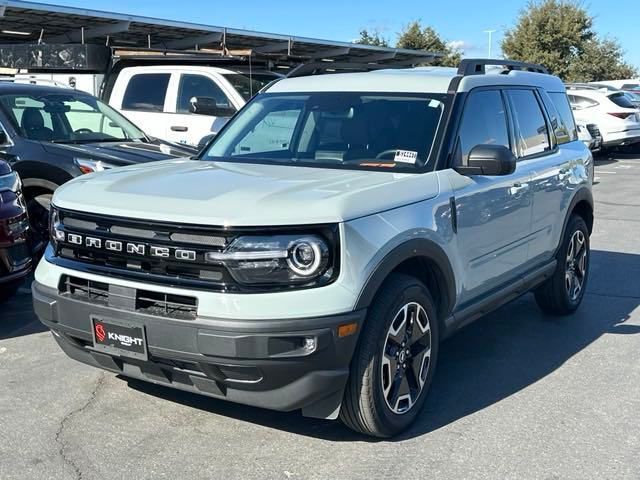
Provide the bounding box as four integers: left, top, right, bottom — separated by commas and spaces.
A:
95, 323, 106, 342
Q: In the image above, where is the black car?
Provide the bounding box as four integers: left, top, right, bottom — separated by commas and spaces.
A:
0, 160, 32, 302
0, 82, 195, 243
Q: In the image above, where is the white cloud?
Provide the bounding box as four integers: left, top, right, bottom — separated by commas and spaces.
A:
447, 40, 474, 51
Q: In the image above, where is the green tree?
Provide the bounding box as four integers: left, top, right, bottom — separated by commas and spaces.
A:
396, 21, 462, 67
502, 0, 637, 81
355, 29, 389, 47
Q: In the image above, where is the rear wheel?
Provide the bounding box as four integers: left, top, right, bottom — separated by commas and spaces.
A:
340, 273, 439, 437
0, 281, 21, 304
535, 215, 590, 315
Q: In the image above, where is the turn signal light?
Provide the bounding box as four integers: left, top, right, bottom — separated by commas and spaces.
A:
338, 322, 358, 338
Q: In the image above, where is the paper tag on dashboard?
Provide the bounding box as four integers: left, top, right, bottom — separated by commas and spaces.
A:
394, 150, 418, 164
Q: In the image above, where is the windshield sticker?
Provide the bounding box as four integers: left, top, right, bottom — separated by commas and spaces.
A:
394, 150, 418, 164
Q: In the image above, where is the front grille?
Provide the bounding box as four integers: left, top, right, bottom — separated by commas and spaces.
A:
54, 208, 237, 291
60, 275, 198, 320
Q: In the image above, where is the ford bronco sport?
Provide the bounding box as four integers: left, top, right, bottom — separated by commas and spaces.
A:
33, 59, 594, 437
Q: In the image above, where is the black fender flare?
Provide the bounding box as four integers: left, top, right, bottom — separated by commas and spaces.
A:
555, 186, 594, 255
354, 238, 457, 316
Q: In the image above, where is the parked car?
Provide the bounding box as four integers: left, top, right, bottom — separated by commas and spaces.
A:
0, 82, 195, 245
106, 65, 282, 147
33, 59, 593, 437
0, 160, 32, 302
567, 88, 640, 149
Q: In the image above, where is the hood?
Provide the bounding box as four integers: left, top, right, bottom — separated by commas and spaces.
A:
52, 160, 440, 226
42, 140, 194, 166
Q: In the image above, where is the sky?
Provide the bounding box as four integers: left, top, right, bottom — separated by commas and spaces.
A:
49, 0, 640, 68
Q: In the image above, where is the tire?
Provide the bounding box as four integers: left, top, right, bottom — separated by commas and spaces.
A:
340, 273, 439, 437
535, 215, 590, 315
25, 190, 54, 258
0, 282, 20, 304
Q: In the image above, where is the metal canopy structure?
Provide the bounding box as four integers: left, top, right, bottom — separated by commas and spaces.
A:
0, 1, 440, 66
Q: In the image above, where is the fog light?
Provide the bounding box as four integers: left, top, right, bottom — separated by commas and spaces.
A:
303, 337, 316, 352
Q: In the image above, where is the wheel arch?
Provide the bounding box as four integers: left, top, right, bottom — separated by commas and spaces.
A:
354, 239, 456, 325
558, 187, 594, 255
14, 161, 74, 197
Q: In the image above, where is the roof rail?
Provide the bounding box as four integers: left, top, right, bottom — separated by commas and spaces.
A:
286, 62, 404, 79
457, 58, 549, 76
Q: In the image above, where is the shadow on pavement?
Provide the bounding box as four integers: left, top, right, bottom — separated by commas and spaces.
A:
0, 276, 48, 340
124, 249, 640, 442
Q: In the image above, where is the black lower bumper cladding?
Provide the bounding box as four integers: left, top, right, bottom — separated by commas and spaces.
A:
32, 280, 365, 419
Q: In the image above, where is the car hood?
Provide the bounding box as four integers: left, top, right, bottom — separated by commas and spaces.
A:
41, 140, 194, 166
52, 160, 440, 226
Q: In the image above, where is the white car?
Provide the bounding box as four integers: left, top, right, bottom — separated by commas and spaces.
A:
567, 88, 640, 148
107, 65, 282, 147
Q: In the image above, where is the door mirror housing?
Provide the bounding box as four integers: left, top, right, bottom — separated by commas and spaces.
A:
454, 144, 516, 176
189, 96, 236, 117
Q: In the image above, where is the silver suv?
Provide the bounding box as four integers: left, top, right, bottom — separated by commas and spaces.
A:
33, 59, 594, 437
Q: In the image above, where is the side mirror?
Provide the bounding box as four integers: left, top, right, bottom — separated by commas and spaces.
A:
197, 133, 216, 151
189, 96, 236, 117
454, 144, 516, 176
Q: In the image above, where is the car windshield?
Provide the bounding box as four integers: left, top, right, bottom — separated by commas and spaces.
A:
203, 92, 445, 172
0, 92, 146, 143
222, 73, 282, 101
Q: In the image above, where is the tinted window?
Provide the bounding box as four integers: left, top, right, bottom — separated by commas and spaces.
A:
507, 90, 550, 157
608, 92, 635, 109
122, 73, 170, 112
546, 92, 578, 143
457, 90, 510, 163
177, 74, 231, 113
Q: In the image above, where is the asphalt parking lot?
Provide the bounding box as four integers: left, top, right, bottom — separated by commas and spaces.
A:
1, 154, 640, 480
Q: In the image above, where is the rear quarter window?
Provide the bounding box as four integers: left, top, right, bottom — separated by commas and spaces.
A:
608, 92, 636, 109
122, 73, 170, 112
546, 92, 578, 143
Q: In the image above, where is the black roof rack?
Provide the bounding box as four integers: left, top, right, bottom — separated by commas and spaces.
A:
457, 58, 549, 76
286, 62, 407, 79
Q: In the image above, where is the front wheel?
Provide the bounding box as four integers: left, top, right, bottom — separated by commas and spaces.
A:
535, 215, 590, 315
340, 273, 439, 437
25, 190, 54, 256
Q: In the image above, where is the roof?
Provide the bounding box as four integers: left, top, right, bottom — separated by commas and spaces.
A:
268, 67, 565, 95
0, 1, 440, 66
0, 81, 94, 95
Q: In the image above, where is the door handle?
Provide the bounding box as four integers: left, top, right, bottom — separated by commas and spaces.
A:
170, 126, 188, 132
509, 182, 530, 196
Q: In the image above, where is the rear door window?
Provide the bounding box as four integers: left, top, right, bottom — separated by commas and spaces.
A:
122, 73, 170, 112
456, 90, 510, 164
176, 74, 232, 113
507, 89, 551, 158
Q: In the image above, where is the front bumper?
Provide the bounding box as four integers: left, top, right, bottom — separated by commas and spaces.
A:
32, 280, 365, 419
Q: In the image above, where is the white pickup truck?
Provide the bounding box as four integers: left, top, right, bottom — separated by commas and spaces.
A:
16, 65, 282, 147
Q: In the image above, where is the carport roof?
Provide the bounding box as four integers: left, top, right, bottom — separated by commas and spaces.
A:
0, 1, 441, 65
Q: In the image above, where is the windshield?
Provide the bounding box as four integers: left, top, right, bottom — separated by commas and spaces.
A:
203, 92, 445, 172
222, 73, 282, 101
0, 92, 146, 143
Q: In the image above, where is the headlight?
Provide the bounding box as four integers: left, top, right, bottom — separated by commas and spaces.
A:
74, 158, 115, 174
205, 234, 333, 286
49, 205, 64, 246
0, 171, 21, 192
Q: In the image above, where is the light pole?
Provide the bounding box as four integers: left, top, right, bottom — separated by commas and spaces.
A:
483, 29, 497, 58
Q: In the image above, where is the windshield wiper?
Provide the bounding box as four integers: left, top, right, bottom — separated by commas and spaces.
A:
50, 138, 131, 144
